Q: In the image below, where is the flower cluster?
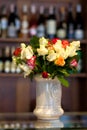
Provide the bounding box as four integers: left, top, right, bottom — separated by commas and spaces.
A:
12, 36, 81, 87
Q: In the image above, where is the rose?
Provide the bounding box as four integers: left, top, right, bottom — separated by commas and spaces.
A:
42, 71, 49, 78
13, 48, 21, 56
47, 50, 57, 61
62, 40, 70, 48
53, 40, 62, 52
19, 63, 32, 77
39, 37, 48, 46
51, 38, 59, 44
70, 41, 80, 50
54, 56, 65, 66
27, 56, 36, 69
70, 59, 78, 67
21, 43, 33, 59
37, 46, 48, 56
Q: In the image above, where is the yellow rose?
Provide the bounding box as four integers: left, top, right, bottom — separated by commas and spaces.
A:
53, 40, 62, 52
21, 44, 33, 59
19, 63, 32, 77
47, 50, 57, 61
39, 37, 48, 46
66, 46, 77, 57
70, 41, 80, 50
56, 48, 67, 59
37, 46, 48, 56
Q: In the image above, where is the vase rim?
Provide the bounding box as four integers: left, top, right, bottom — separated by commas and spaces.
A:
34, 75, 60, 83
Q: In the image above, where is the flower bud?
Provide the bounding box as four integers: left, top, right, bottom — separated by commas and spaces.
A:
70, 59, 78, 67
42, 71, 49, 78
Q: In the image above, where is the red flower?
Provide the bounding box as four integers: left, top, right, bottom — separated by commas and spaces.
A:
27, 56, 36, 69
13, 48, 21, 56
42, 71, 49, 78
62, 40, 70, 48
48, 38, 59, 45
51, 38, 59, 44
70, 59, 78, 67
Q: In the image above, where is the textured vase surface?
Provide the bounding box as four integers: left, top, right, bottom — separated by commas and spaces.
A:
33, 75, 64, 120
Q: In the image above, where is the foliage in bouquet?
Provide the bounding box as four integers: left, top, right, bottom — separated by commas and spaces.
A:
12, 36, 81, 87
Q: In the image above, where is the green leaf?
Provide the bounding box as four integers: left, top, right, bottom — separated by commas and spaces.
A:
58, 77, 69, 87
29, 36, 39, 49
58, 69, 70, 77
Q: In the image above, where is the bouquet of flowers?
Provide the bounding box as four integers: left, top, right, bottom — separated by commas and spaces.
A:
12, 36, 81, 87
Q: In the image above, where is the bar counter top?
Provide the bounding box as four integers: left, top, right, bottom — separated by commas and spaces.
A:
0, 112, 86, 129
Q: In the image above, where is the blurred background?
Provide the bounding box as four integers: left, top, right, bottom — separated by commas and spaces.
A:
0, 0, 87, 113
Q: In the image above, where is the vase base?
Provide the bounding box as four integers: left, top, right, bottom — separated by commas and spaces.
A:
33, 107, 64, 120
34, 119, 64, 128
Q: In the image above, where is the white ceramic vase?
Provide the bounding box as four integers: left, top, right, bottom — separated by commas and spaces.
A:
33, 75, 64, 120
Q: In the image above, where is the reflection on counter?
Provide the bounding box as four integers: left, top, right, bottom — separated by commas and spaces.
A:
34, 119, 64, 128
0, 113, 86, 129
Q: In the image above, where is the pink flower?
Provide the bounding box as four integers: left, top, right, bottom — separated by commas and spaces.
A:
27, 56, 36, 69
42, 71, 49, 78
70, 59, 78, 67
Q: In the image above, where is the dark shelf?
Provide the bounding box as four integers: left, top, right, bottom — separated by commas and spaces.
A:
0, 73, 23, 77
70, 73, 87, 78
0, 73, 86, 78
0, 38, 86, 44
0, 38, 30, 43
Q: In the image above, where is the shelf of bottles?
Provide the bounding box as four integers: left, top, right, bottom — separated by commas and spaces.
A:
0, 2, 86, 77
0, 2, 85, 40
0, 46, 22, 74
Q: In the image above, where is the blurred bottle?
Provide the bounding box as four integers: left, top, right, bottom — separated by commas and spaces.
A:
15, 5, 21, 37
74, 4, 84, 39
10, 46, 16, 73
20, 5, 29, 38
77, 50, 83, 73
0, 5, 8, 38
7, 4, 17, 38
46, 6, 57, 39
16, 65, 22, 74
0, 10, 1, 37
29, 4, 37, 37
0, 48, 4, 72
36, 6, 45, 37
56, 6, 67, 39
67, 3, 75, 39
4, 46, 11, 73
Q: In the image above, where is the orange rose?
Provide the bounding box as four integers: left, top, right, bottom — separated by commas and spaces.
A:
55, 56, 65, 66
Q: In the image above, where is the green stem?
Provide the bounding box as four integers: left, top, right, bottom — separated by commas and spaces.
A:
43, 56, 46, 71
